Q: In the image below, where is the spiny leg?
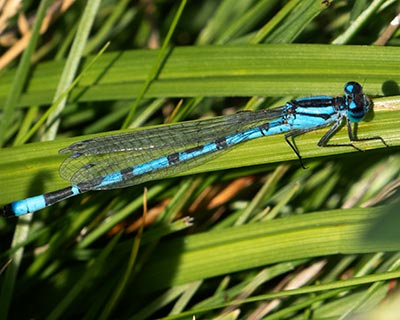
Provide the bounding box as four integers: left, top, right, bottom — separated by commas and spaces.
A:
318, 118, 388, 150
284, 125, 331, 169
345, 118, 389, 147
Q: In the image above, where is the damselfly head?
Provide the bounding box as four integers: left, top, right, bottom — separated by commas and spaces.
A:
344, 81, 363, 96
344, 81, 370, 123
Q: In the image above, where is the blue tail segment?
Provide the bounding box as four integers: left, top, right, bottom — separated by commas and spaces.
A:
2, 186, 82, 217
1, 82, 387, 218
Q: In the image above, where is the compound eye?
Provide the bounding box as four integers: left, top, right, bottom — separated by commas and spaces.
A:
344, 81, 362, 95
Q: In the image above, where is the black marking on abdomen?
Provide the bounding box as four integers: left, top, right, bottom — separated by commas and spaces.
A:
215, 137, 227, 150
44, 186, 81, 204
259, 123, 270, 136
184, 145, 205, 154
167, 153, 180, 165
120, 167, 135, 181
2, 204, 16, 218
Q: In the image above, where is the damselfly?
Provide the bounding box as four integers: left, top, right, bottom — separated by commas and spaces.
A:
1, 82, 387, 217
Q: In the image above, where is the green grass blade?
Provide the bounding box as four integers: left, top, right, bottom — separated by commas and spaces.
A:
0, 44, 399, 107
134, 206, 400, 292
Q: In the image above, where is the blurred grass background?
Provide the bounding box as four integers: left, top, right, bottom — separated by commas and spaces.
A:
1, 0, 400, 319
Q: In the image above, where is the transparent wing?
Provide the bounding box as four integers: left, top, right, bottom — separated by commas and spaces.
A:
59, 108, 284, 189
